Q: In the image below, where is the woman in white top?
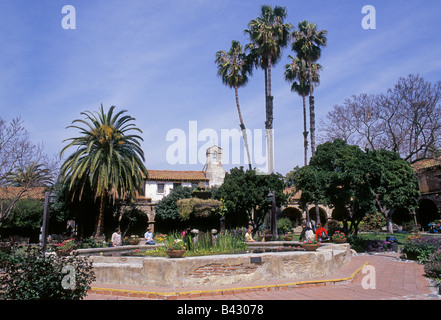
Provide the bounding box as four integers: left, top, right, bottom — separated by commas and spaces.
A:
111, 228, 122, 246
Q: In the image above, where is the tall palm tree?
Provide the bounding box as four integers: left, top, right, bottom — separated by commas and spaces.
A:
284, 55, 322, 165
60, 105, 148, 237
292, 20, 327, 157
245, 4, 292, 173
215, 40, 253, 170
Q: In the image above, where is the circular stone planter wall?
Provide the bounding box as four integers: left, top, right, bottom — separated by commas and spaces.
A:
89, 243, 351, 288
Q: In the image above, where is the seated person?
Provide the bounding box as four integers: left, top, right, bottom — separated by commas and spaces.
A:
245, 228, 255, 242
315, 224, 329, 242
144, 228, 156, 245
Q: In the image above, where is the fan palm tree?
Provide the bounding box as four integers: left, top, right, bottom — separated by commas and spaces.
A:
245, 4, 292, 173
60, 105, 148, 237
284, 55, 322, 165
6, 161, 53, 187
215, 40, 253, 170
0, 161, 53, 228
292, 20, 327, 157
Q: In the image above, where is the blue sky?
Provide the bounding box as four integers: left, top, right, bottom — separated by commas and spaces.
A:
1, 0, 440, 176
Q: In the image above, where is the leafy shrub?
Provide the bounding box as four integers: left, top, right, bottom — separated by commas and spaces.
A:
326, 219, 343, 238
0, 246, 95, 300
77, 237, 106, 249
347, 235, 391, 253
359, 212, 386, 232
155, 186, 193, 221
402, 236, 441, 263
424, 249, 441, 283
347, 234, 370, 252
177, 198, 222, 220
401, 221, 419, 233
367, 240, 390, 252
277, 217, 293, 235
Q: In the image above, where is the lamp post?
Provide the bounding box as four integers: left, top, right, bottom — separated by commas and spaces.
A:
267, 191, 277, 240
41, 191, 57, 251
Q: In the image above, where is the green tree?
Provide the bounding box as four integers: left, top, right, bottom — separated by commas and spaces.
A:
245, 5, 292, 173
311, 139, 376, 233
155, 186, 193, 222
60, 105, 148, 238
365, 149, 420, 233
289, 165, 326, 226
214, 167, 287, 231
215, 40, 253, 169
294, 139, 420, 234
292, 20, 327, 157
284, 55, 321, 165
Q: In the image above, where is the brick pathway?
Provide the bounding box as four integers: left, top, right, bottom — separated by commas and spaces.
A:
86, 253, 440, 301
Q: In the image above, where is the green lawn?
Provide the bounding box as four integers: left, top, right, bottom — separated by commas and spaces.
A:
357, 232, 408, 242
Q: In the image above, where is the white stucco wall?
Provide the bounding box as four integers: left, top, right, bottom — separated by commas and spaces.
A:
144, 181, 209, 203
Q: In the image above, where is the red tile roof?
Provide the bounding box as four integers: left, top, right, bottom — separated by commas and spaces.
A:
284, 187, 302, 200
146, 170, 208, 182
411, 157, 441, 172
0, 187, 46, 200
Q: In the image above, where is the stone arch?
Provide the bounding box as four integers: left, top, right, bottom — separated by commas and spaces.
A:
308, 206, 330, 225
417, 198, 440, 231
280, 206, 303, 227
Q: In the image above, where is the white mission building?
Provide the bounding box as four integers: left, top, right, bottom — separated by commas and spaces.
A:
142, 145, 225, 203
135, 146, 226, 232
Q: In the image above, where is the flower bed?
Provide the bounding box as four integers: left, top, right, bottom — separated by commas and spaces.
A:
402, 235, 441, 263
424, 249, 441, 282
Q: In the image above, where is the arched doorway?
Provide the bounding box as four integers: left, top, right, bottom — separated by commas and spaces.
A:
417, 199, 440, 231
308, 206, 328, 226
280, 206, 303, 227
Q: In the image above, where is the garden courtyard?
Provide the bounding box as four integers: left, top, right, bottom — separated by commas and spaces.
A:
1, 2, 441, 303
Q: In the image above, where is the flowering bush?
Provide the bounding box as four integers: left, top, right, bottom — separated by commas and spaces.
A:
154, 233, 168, 243
424, 249, 441, 283
359, 212, 386, 232
303, 239, 321, 245
219, 198, 228, 216
55, 238, 76, 248
0, 246, 95, 300
403, 236, 441, 263
55, 238, 77, 254
367, 240, 390, 252
122, 235, 141, 245
167, 238, 186, 251
331, 231, 346, 240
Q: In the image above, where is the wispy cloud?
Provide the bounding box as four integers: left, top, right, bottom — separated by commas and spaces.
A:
1, 0, 440, 175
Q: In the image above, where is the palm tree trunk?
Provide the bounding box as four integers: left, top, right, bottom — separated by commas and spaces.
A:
302, 95, 308, 165
308, 62, 316, 157
95, 191, 106, 238
266, 55, 274, 173
235, 85, 252, 170
309, 95, 316, 157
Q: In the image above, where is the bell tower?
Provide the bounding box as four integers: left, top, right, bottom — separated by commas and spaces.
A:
205, 145, 225, 187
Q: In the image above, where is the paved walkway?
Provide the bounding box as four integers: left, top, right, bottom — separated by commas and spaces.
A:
85, 252, 440, 301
